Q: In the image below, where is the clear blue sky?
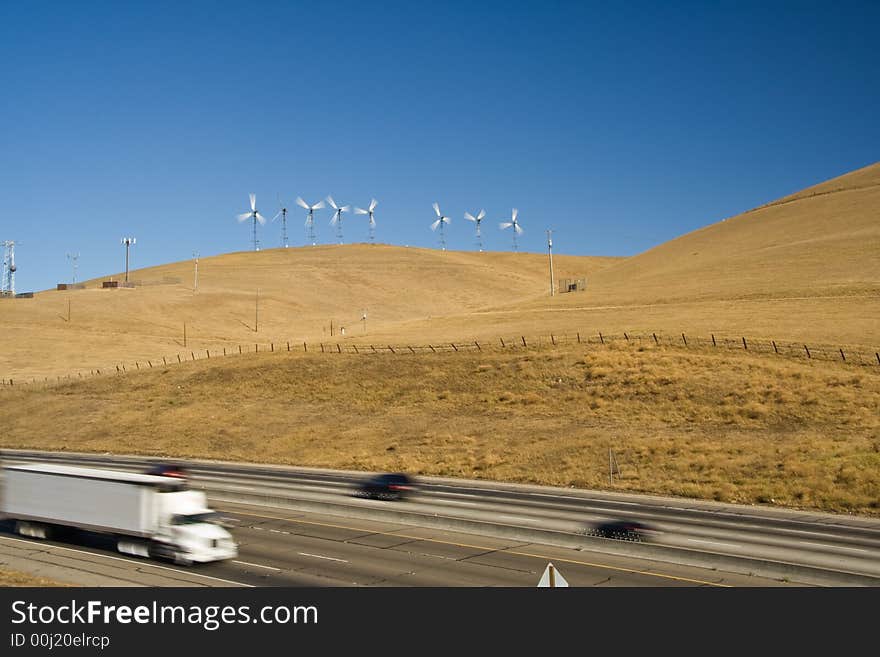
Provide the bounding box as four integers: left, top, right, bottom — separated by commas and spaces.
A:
2, 1, 878, 292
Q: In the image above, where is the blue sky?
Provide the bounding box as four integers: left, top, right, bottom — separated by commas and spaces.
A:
1, 1, 878, 292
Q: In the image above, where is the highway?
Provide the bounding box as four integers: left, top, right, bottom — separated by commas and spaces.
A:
2, 449, 879, 586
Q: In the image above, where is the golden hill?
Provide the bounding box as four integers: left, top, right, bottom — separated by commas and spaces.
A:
0, 245, 615, 380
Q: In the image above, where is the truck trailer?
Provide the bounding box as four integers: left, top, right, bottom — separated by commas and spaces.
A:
0, 463, 237, 565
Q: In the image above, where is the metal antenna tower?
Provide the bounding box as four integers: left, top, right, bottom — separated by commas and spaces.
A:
121, 237, 136, 284
296, 198, 325, 246
66, 252, 80, 284
1, 241, 17, 296
273, 196, 290, 248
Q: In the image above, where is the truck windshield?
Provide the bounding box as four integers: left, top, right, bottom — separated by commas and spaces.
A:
172, 512, 220, 525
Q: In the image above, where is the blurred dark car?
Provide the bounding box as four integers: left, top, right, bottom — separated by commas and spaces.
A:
590, 520, 655, 542
144, 464, 188, 479
357, 473, 415, 501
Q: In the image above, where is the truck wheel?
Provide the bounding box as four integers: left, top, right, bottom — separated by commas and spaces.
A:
16, 522, 50, 540
173, 552, 193, 566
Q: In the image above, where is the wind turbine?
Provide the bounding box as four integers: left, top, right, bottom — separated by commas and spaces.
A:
431, 202, 451, 251
327, 196, 350, 244
237, 193, 266, 251
354, 198, 378, 243
500, 208, 524, 251
272, 196, 290, 248
464, 209, 486, 252
296, 197, 325, 245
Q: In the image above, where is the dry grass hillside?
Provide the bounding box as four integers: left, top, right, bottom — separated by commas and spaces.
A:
0, 246, 615, 380
2, 341, 878, 514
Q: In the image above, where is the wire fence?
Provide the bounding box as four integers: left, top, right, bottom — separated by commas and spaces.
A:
2, 330, 879, 389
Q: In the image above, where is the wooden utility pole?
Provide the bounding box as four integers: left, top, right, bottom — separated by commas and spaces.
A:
183, 322, 187, 347
255, 289, 259, 333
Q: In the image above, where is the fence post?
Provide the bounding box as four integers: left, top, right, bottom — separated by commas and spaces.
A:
599, 332, 604, 345
623, 332, 628, 341
500, 337, 505, 347
371, 345, 376, 352
577, 332, 581, 343
122, 364, 126, 372
475, 341, 481, 351
116, 365, 120, 372
711, 334, 716, 347
135, 362, 140, 369
177, 354, 181, 363
521, 336, 527, 347
429, 345, 435, 353
772, 341, 778, 354
876, 352, 879, 365
223, 347, 226, 356
163, 356, 167, 365
839, 348, 846, 362
304, 342, 308, 352
653, 333, 658, 344
804, 345, 811, 359
337, 344, 342, 353
271, 343, 274, 352
354, 345, 359, 354
148, 360, 152, 368
191, 352, 195, 360
287, 342, 290, 352
239, 345, 242, 354
255, 344, 258, 353
742, 337, 748, 350
206, 350, 210, 359
321, 344, 325, 353
451, 343, 458, 351
681, 333, 687, 347
388, 345, 395, 354
551, 335, 556, 345
409, 346, 415, 354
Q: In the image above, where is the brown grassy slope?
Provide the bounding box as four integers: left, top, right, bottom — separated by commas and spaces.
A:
0, 569, 67, 587
3, 343, 878, 514
0, 246, 615, 380
360, 162, 880, 346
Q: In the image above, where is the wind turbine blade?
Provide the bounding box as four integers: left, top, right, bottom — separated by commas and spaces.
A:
296, 197, 310, 210
512, 208, 518, 221
443, 216, 451, 224
271, 211, 282, 222
327, 196, 338, 210
432, 202, 441, 217
369, 198, 377, 212
477, 209, 486, 220
500, 222, 512, 230
340, 205, 350, 213
249, 194, 256, 211
354, 207, 368, 214
370, 216, 376, 227
312, 201, 325, 210
330, 212, 338, 225
237, 212, 252, 221
431, 219, 441, 231
464, 212, 475, 222
256, 212, 267, 225
515, 224, 524, 235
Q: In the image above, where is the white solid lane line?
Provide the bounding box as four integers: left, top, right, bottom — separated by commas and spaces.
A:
297, 552, 349, 563
0, 535, 252, 587
233, 560, 281, 571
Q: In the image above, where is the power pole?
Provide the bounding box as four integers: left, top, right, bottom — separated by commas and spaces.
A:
546, 229, 555, 297
193, 252, 199, 293
121, 237, 136, 284
255, 288, 259, 333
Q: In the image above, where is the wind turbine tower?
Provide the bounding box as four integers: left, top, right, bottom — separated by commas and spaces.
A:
354, 199, 378, 243
296, 197, 325, 246
1, 241, 17, 296
431, 203, 451, 251
273, 197, 290, 248
327, 196, 350, 244
237, 193, 267, 251
464, 209, 486, 251
500, 208, 524, 251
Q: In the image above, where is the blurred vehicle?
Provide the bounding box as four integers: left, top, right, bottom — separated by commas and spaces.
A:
0, 463, 237, 565
357, 473, 415, 501
144, 463, 188, 479
589, 520, 656, 542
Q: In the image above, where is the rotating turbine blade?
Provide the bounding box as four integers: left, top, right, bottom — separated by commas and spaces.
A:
249, 193, 256, 211
443, 215, 451, 224
330, 211, 339, 225
464, 212, 476, 222
369, 198, 377, 212
256, 212, 266, 225
515, 223, 524, 235
477, 209, 486, 221
432, 202, 441, 217
327, 196, 338, 210
271, 211, 282, 222
500, 221, 513, 230
311, 201, 325, 210
354, 207, 368, 215
237, 212, 253, 221
431, 219, 441, 231
369, 215, 376, 227
296, 197, 310, 210
512, 208, 518, 221
340, 205, 350, 213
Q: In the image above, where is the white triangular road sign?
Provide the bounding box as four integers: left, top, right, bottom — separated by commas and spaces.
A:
537, 562, 569, 587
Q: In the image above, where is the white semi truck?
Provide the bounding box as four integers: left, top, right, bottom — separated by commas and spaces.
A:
0, 463, 237, 565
